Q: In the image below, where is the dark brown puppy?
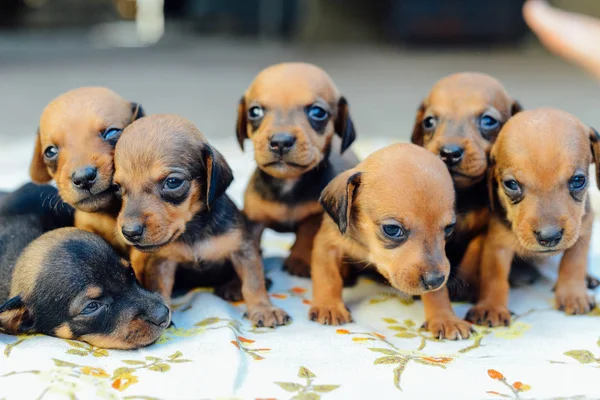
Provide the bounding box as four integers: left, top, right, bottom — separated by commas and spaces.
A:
236, 62, 358, 277
467, 108, 598, 327
412, 72, 522, 299
29, 87, 144, 254
310, 144, 473, 340
114, 114, 290, 328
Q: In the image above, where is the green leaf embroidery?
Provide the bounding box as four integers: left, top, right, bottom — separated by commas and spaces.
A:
293, 393, 320, 400
92, 349, 109, 357
393, 358, 410, 390
168, 351, 183, 360
404, 319, 416, 327
312, 385, 340, 393
65, 340, 86, 349
413, 358, 447, 369
145, 356, 160, 362
121, 360, 147, 366
66, 349, 89, 357
274, 382, 303, 392
395, 332, 418, 339
368, 348, 399, 355
52, 359, 78, 368
112, 367, 135, 379
298, 366, 316, 379
388, 326, 407, 331
564, 350, 596, 364
382, 318, 398, 324
168, 359, 193, 363
195, 317, 220, 326
148, 364, 171, 373
374, 356, 402, 365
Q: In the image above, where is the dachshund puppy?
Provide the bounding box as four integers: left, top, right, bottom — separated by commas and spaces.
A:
113, 114, 290, 328
411, 72, 522, 299
29, 87, 144, 254
467, 108, 598, 326
236, 62, 358, 277
310, 144, 473, 340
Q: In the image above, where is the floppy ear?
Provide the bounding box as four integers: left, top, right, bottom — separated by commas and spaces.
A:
29, 129, 52, 183
201, 144, 234, 210
319, 171, 361, 235
236, 97, 248, 151
334, 97, 356, 154
0, 296, 33, 334
589, 127, 600, 188
487, 157, 498, 212
511, 100, 523, 116
411, 103, 426, 146
130, 102, 145, 122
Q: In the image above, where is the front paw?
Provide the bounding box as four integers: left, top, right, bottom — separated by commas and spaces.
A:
555, 284, 596, 315
245, 305, 291, 328
423, 314, 473, 340
283, 256, 311, 278
308, 302, 353, 325
214, 278, 243, 302
465, 302, 512, 327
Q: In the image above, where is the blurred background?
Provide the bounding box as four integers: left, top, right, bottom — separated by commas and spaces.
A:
0, 0, 599, 144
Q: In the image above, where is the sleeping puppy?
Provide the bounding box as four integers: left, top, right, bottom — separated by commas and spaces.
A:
29, 87, 144, 254
467, 108, 598, 326
113, 114, 290, 328
310, 144, 473, 340
236, 62, 359, 277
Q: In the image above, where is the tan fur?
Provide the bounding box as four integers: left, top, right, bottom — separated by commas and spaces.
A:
54, 323, 74, 339
165, 230, 243, 263
244, 189, 323, 224
74, 211, 128, 254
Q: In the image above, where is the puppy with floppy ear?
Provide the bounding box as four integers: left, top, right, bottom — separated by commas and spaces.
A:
237, 62, 359, 277
310, 144, 473, 340
114, 114, 290, 328
29, 87, 144, 254
467, 108, 598, 327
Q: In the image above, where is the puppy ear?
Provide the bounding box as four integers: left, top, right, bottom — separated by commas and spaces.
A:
487, 158, 498, 212
334, 97, 356, 154
411, 103, 426, 146
236, 97, 248, 151
511, 101, 523, 116
0, 296, 33, 334
589, 127, 600, 187
320, 170, 362, 234
29, 128, 52, 183
201, 144, 234, 210
130, 102, 145, 122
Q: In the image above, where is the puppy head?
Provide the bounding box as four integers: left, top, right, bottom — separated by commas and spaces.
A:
30, 87, 144, 212
490, 108, 598, 254
412, 72, 521, 188
114, 114, 233, 251
0, 228, 169, 349
320, 144, 456, 295
236, 62, 356, 179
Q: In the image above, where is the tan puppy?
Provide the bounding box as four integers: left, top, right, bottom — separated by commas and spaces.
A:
236, 62, 358, 277
467, 108, 598, 326
29, 87, 144, 253
310, 144, 473, 340
114, 114, 289, 327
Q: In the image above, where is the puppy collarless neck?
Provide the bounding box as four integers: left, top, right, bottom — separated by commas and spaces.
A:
176, 195, 240, 245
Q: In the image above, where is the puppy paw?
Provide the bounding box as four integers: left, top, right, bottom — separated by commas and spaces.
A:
283, 256, 311, 278
555, 285, 596, 315
308, 302, 352, 325
465, 302, 512, 327
214, 278, 243, 302
245, 305, 291, 328
423, 315, 473, 340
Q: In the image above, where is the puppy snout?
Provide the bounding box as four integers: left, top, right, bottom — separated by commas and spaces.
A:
534, 227, 564, 248
269, 133, 296, 155
121, 223, 145, 242
144, 304, 171, 328
71, 166, 98, 189
420, 271, 446, 291
439, 145, 464, 166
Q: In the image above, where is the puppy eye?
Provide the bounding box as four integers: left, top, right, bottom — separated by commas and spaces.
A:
503, 179, 520, 192
307, 105, 329, 121
101, 128, 123, 143
569, 174, 587, 191
248, 106, 264, 120
164, 177, 184, 190
44, 145, 59, 160
381, 224, 406, 240
444, 223, 456, 239
479, 114, 500, 137
422, 116, 437, 131
80, 301, 104, 316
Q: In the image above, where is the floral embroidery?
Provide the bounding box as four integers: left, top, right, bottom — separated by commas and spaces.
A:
486, 369, 531, 399
274, 367, 340, 399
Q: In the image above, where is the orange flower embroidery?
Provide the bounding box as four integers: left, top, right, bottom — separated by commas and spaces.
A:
336, 329, 350, 334
238, 336, 255, 344
112, 373, 139, 392
290, 287, 307, 294
270, 293, 288, 299
81, 367, 109, 378
372, 333, 386, 339
231, 341, 240, 349
423, 357, 452, 364
488, 369, 504, 380
302, 299, 311, 305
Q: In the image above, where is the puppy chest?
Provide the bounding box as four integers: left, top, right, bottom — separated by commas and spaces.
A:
244, 193, 322, 227
169, 230, 243, 264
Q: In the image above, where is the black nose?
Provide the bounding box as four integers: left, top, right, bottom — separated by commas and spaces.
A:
439, 145, 464, 166
534, 227, 563, 248
269, 133, 296, 155
145, 304, 170, 328
71, 167, 98, 189
421, 271, 446, 291
121, 224, 145, 242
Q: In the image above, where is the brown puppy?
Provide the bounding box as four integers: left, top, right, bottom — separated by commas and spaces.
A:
467, 108, 598, 326
310, 143, 473, 340
114, 114, 290, 328
412, 72, 522, 299
29, 87, 144, 254
236, 62, 358, 277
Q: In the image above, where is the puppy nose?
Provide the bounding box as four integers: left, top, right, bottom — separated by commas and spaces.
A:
269, 133, 296, 155
145, 304, 171, 328
439, 145, 464, 166
420, 271, 446, 291
534, 227, 564, 248
71, 167, 98, 189
121, 224, 145, 242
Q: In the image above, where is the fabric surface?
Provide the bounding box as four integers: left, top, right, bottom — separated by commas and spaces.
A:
1, 140, 600, 400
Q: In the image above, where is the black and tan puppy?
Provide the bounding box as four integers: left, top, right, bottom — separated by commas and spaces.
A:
236, 62, 359, 277
467, 108, 598, 326
310, 144, 473, 340
29, 87, 144, 254
113, 114, 290, 328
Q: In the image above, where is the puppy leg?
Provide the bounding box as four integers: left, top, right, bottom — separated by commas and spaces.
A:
214, 275, 244, 302
422, 287, 472, 340
309, 231, 351, 325
231, 244, 290, 328
451, 234, 483, 303
136, 253, 177, 302
555, 212, 596, 314
130, 248, 148, 283
284, 213, 322, 277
